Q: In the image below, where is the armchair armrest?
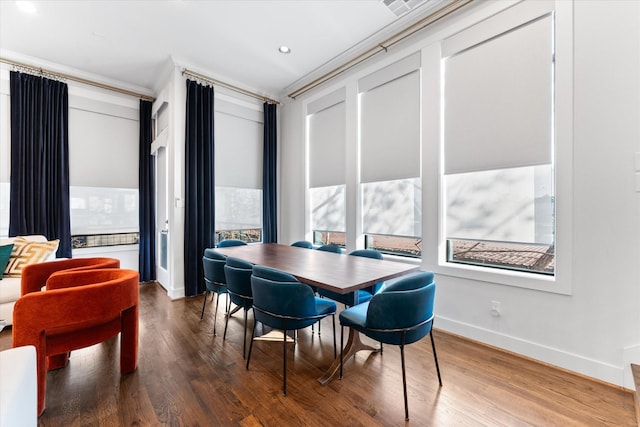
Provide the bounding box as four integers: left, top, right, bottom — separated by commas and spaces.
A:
46, 267, 125, 291
21, 258, 120, 295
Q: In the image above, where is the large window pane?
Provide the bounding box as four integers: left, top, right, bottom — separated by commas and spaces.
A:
445, 165, 554, 274
313, 231, 346, 248
215, 96, 264, 244
446, 166, 553, 244
442, 4, 555, 276
359, 54, 421, 258
215, 187, 262, 232
365, 234, 421, 258
70, 186, 139, 235
310, 185, 345, 233
362, 178, 421, 237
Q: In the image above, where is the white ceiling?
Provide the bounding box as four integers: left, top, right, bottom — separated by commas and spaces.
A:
0, 0, 444, 99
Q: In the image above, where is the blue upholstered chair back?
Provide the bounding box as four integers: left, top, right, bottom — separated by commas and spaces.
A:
350, 249, 384, 294
316, 244, 342, 254
316, 248, 385, 306
291, 240, 314, 249
349, 249, 382, 259
204, 247, 226, 259
251, 265, 319, 330
218, 239, 247, 248
365, 271, 435, 345
224, 257, 254, 308
202, 250, 228, 292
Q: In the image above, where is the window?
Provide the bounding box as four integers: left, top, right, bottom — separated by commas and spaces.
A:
313, 230, 346, 248
361, 178, 422, 258
310, 184, 345, 237
215, 97, 263, 243
441, 9, 555, 274
445, 166, 554, 274
307, 88, 347, 243
214, 187, 262, 244
70, 186, 138, 235
365, 234, 422, 258
359, 53, 422, 256
68, 92, 140, 245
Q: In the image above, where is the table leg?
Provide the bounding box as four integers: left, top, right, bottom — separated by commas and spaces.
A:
317, 327, 379, 385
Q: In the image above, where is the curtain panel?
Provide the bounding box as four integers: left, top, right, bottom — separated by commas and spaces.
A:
184, 80, 216, 296
9, 71, 72, 258
262, 102, 277, 243
138, 100, 156, 282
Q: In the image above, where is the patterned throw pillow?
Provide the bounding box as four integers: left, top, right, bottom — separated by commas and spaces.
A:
4, 237, 60, 278
0, 244, 14, 280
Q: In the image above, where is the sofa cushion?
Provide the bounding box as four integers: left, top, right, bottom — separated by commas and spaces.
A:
0, 277, 21, 304
4, 238, 59, 278
0, 244, 13, 280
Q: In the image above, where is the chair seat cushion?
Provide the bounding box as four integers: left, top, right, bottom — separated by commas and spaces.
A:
314, 297, 337, 316
318, 289, 373, 307
339, 301, 369, 329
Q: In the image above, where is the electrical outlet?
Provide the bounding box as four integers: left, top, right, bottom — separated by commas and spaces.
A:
490, 300, 501, 317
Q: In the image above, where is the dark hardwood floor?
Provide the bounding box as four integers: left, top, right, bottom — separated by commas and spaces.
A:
0, 282, 635, 426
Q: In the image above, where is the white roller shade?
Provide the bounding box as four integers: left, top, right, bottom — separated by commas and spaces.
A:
359, 68, 421, 183
215, 101, 263, 189
308, 97, 346, 188
443, 14, 554, 174
69, 107, 139, 188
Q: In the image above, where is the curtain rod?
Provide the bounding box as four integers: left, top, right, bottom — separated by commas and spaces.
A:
182, 68, 280, 105
287, 0, 473, 99
0, 57, 155, 102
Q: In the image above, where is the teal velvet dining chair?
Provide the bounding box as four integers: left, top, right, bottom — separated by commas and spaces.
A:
316, 244, 342, 254
291, 240, 314, 249
338, 271, 442, 421
312, 244, 343, 333
246, 265, 337, 396
217, 239, 247, 247
201, 249, 230, 336
223, 256, 254, 358
317, 249, 384, 307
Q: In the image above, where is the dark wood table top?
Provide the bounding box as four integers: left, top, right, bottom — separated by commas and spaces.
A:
215, 243, 420, 295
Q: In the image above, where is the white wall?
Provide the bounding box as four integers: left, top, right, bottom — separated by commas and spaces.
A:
279, 0, 640, 388
151, 63, 186, 299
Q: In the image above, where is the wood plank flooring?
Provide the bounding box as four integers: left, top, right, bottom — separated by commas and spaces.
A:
0, 282, 635, 426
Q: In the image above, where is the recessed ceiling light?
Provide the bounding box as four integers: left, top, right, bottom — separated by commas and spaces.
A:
278, 46, 291, 54
16, 1, 37, 14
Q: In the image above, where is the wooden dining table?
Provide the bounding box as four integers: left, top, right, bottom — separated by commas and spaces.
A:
215, 243, 420, 384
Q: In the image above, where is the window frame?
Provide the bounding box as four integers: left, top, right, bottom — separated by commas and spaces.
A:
425, 0, 574, 294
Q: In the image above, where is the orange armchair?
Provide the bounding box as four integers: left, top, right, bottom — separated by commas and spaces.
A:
21, 257, 121, 295
12, 267, 139, 416
18, 257, 121, 372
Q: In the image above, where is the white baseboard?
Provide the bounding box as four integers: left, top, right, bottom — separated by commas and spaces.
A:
167, 287, 184, 300
436, 315, 625, 387
623, 344, 640, 390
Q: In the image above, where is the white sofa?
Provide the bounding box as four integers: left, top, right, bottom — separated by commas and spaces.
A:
0, 236, 58, 326
0, 345, 37, 426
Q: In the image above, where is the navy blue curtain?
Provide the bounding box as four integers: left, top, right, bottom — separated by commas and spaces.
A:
9, 71, 71, 258
262, 102, 277, 243
138, 100, 156, 282
184, 80, 215, 296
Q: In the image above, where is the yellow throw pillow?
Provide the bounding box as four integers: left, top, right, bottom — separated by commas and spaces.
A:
4, 237, 60, 278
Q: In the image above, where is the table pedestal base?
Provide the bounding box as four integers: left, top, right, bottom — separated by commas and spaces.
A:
317, 328, 379, 385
